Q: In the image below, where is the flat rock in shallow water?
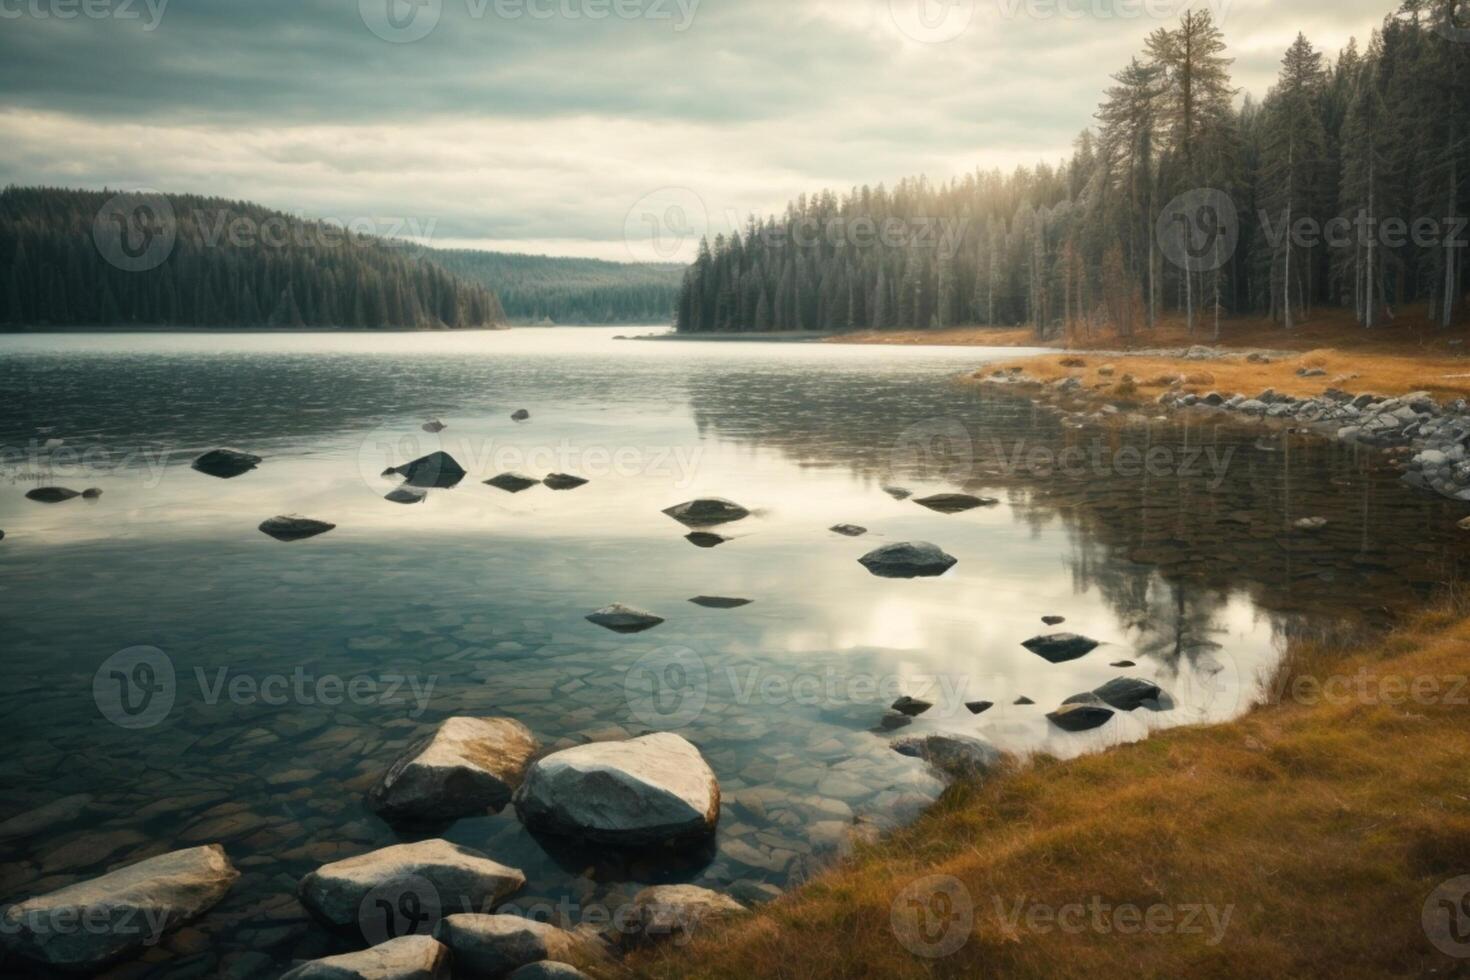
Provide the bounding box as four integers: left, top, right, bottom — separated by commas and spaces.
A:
689, 596, 752, 609
513, 732, 719, 846
890, 696, 933, 717
25, 487, 80, 503
393, 451, 467, 489
685, 532, 730, 548
1110, 660, 1136, 668
485, 472, 541, 493
1022, 632, 1100, 663
625, 884, 744, 948
434, 914, 582, 977
586, 603, 664, 633
385, 487, 427, 505
1047, 702, 1115, 732
1042, 615, 1066, 626
891, 733, 1001, 776
280, 935, 450, 979
882, 486, 913, 500
368, 717, 539, 823
298, 840, 525, 929
914, 493, 999, 514
0, 844, 238, 971
663, 497, 751, 527
965, 700, 994, 715
511, 409, 531, 422
858, 541, 957, 578
259, 515, 336, 542
830, 524, 868, 537
1014, 696, 1036, 706
422, 419, 447, 434
542, 473, 589, 491
1093, 677, 1164, 711
191, 448, 262, 479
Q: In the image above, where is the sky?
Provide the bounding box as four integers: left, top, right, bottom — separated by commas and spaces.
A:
0, 0, 1396, 263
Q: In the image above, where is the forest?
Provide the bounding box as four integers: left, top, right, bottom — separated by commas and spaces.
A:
0, 187, 507, 330
430, 249, 683, 324
675, 0, 1469, 338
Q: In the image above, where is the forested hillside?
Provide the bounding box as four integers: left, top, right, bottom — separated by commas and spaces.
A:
431, 249, 681, 324
0, 187, 507, 330
676, 0, 1468, 338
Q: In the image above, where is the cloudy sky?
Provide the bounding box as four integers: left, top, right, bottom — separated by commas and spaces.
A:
0, 0, 1394, 262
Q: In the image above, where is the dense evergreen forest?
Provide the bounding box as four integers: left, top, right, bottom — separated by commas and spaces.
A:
0, 187, 507, 330
676, 0, 1469, 337
430, 249, 682, 324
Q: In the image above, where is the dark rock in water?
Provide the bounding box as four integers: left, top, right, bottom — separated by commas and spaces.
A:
1110, 660, 1136, 668
485, 472, 541, 494
25, 487, 81, 503
689, 596, 752, 609
830, 524, 868, 537
394, 451, 467, 489
422, 419, 447, 433
0, 530, 5, 542
892, 733, 1001, 776
1014, 696, 1036, 706
1042, 615, 1066, 626
368, 717, 538, 823
511, 409, 531, 422
543, 473, 589, 491
1062, 692, 1107, 707
0, 845, 238, 971
685, 532, 731, 548
876, 711, 913, 732
1093, 677, 1163, 712
966, 700, 994, 715
1022, 633, 1100, 663
891, 696, 933, 717
882, 486, 913, 500
385, 487, 427, 505
192, 448, 262, 479
915, 493, 999, 514
1047, 702, 1115, 732
859, 541, 957, 578
586, 603, 664, 634
281, 936, 451, 980
663, 498, 751, 527
81, 488, 103, 499
259, 516, 336, 542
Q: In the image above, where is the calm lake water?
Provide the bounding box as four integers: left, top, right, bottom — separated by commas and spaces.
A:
2, 327, 1468, 977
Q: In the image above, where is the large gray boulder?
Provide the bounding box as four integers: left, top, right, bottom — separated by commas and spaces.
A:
280, 935, 451, 979
858, 541, 957, 578
662, 498, 750, 527
0, 844, 238, 971
514, 733, 720, 846
624, 884, 744, 948
1022, 633, 1100, 663
298, 840, 525, 929
393, 452, 467, 489
891, 733, 1001, 776
259, 515, 336, 542
368, 717, 539, 823
434, 914, 581, 977
192, 448, 262, 479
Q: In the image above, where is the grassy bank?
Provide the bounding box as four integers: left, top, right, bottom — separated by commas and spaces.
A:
624, 596, 1470, 978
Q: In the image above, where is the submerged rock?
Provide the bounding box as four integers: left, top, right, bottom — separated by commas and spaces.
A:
192, 448, 262, 479
298, 840, 524, 929
434, 914, 582, 977
393, 452, 468, 489
685, 532, 731, 548
368, 717, 539, 823
663, 498, 751, 527
485, 472, 541, 494
259, 515, 336, 542
511, 409, 531, 422
858, 541, 957, 578
882, 486, 913, 500
625, 884, 744, 948
542, 473, 589, 491
965, 700, 994, 715
280, 935, 451, 980
25, 487, 81, 503
585, 603, 664, 634
1014, 696, 1036, 706
513, 732, 719, 846
1047, 702, 1115, 732
1110, 660, 1137, 668
1042, 615, 1066, 626
689, 596, 753, 609
891, 733, 1001, 776
890, 696, 933, 717
422, 419, 447, 434
385, 487, 427, 505
0, 845, 238, 971
914, 493, 999, 514
1093, 677, 1164, 711
81, 487, 103, 499
1022, 633, 1100, 663
830, 524, 868, 537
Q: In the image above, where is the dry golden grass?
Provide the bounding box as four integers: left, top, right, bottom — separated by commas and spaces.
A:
622, 596, 1470, 979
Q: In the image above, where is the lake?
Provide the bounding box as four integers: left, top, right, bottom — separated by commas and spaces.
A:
1, 327, 1467, 977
